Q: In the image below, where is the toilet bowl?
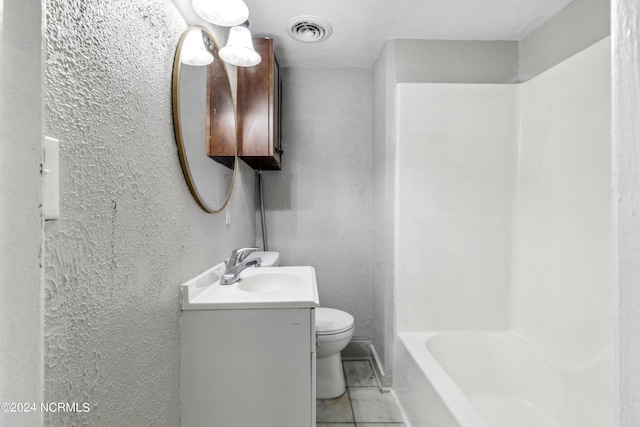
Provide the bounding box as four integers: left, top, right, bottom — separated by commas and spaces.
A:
315, 307, 355, 399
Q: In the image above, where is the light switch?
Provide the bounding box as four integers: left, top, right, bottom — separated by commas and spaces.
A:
43, 136, 60, 220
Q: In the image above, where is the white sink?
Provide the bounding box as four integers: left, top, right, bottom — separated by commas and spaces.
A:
181, 264, 319, 310
237, 271, 302, 293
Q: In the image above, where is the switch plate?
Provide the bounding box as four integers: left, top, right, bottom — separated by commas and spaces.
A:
43, 136, 60, 220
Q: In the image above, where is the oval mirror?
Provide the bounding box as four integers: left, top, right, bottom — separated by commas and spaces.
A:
172, 26, 237, 213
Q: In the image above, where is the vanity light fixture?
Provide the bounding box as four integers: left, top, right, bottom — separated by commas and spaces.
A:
181, 29, 214, 66
192, 0, 249, 27
219, 23, 261, 67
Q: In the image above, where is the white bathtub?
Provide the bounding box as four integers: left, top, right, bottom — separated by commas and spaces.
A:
394, 331, 613, 427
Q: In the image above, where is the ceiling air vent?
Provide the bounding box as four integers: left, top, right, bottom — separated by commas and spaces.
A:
288, 16, 332, 43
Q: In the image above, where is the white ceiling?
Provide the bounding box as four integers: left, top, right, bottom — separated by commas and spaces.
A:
242, 0, 574, 68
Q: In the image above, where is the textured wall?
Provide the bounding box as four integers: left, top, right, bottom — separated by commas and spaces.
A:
44, 1, 256, 425
0, 2, 44, 426
261, 68, 373, 342
613, 0, 640, 424
519, 0, 610, 81
392, 40, 519, 84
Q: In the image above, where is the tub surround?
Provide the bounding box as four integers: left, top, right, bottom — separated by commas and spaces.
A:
396, 82, 516, 333
371, 0, 610, 386
515, 37, 612, 361
394, 38, 612, 426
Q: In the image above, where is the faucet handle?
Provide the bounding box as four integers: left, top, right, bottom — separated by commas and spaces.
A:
246, 258, 262, 268
228, 247, 259, 266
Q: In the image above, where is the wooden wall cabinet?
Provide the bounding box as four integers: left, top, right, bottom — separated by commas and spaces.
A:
206, 51, 236, 169
237, 37, 282, 170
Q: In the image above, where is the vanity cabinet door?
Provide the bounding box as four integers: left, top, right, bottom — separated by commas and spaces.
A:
181, 308, 314, 427
237, 37, 282, 170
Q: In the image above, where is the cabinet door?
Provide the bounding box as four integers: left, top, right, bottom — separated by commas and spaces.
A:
272, 54, 282, 158
237, 37, 282, 170
182, 309, 313, 427
310, 308, 316, 427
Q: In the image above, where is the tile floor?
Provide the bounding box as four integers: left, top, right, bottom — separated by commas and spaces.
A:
316, 360, 406, 426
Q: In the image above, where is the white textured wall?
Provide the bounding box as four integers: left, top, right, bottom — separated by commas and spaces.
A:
261, 68, 373, 341
0, 1, 43, 426
44, 1, 256, 425
395, 83, 517, 332
514, 39, 612, 361
519, 0, 610, 81
613, 0, 640, 424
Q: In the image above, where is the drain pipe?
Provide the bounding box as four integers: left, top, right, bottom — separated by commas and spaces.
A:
257, 170, 268, 251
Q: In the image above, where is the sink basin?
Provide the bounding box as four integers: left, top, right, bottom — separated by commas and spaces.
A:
180, 264, 319, 310
237, 271, 302, 293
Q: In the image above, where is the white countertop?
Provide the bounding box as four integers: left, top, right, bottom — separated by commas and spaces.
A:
181, 263, 320, 310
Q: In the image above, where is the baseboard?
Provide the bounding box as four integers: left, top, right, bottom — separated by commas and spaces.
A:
341, 340, 392, 392
342, 339, 371, 358
368, 343, 392, 392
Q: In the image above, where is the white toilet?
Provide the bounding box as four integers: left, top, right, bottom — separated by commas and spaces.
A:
315, 307, 355, 399
246, 251, 355, 398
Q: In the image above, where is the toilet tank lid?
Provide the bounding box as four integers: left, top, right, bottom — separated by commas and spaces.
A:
316, 307, 354, 334
246, 251, 280, 267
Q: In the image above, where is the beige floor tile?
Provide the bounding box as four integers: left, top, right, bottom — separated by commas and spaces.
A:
349, 387, 404, 423
343, 360, 378, 387
316, 389, 355, 423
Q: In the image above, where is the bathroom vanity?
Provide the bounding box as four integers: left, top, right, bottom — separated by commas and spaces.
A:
180, 264, 319, 427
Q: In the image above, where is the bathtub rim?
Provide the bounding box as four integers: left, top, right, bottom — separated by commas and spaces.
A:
396, 330, 613, 427
396, 331, 490, 427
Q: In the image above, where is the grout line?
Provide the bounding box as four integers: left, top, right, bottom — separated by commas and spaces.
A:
342, 360, 359, 424
343, 356, 390, 392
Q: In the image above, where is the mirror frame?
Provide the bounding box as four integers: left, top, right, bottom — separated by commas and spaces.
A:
172, 25, 237, 213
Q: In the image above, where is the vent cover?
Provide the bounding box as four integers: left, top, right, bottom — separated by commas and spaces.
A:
288, 16, 332, 43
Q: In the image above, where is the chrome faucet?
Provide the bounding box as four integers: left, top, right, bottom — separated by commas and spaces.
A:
221, 247, 262, 285
226, 247, 259, 269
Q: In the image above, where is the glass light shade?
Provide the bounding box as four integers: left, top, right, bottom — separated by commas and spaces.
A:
219, 26, 261, 67
192, 0, 249, 27
181, 29, 214, 66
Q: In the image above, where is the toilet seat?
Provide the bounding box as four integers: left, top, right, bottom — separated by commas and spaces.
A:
316, 307, 354, 335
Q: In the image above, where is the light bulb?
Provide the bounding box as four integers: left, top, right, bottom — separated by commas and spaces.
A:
181, 29, 214, 66
192, 0, 249, 27
219, 26, 261, 67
